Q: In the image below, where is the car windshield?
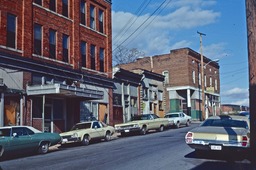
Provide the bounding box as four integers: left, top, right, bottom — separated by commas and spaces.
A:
165, 114, 179, 118
132, 115, 149, 121
0, 129, 11, 137
71, 123, 91, 130
201, 119, 248, 129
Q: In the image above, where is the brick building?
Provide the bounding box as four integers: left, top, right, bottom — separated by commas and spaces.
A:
119, 48, 221, 120
0, 0, 113, 132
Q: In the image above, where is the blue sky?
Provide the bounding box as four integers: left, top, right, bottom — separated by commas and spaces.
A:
112, 0, 249, 106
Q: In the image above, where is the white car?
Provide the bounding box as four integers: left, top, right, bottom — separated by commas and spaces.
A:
164, 112, 191, 128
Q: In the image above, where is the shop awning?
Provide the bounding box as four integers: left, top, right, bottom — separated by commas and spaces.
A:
26, 83, 104, 100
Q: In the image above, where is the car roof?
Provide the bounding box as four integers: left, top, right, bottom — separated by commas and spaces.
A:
0, 126, 32, 129
207, 115, 249, 121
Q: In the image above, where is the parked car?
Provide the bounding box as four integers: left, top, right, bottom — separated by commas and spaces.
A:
239, 111, 250, 119
60, 121, 115, 146
185, 115, 250, 152
114, 114, 171, 136
164, 112, 191, 128
0, 126, 61, 157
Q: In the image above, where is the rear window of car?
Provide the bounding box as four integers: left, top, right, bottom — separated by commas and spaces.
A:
165, 114, 179, 118
201, 119, 248, 129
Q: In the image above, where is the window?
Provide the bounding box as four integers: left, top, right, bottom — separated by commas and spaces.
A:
192, 71, 195, 84
62, 34, 69, 62
90, 5, 95, 29
49, 29, 56, 59
81, 41, 86, 67
49, 0, 56, 12
99, 9, 104, 33
7, 13, 16, 48
210, 76, 212, 87
162, 71, 169, 84
34, 23, 42, 55
99, 48, 104, 72
199, 73, 201, 85
90, 44, 96, 70
62, 0, 68, 17
34, 0, 42, 5
215, 79, 218, 90
80, 0, 86, 25
204, 75, 206, 87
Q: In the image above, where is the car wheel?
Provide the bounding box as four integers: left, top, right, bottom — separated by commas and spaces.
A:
176, 122, 180, 128
38, 142, 49, 154
105, 131, 111, 141
186, 120, 190, 126
140, 126, 147, 135
159, 125, 164, 132
81, 135, 90, 146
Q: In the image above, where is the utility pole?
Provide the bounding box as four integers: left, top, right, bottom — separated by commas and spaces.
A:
197, 31, 206, 121
246, 0, 256, 161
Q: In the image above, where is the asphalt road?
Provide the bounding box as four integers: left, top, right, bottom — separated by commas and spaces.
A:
0, 123, 255, 170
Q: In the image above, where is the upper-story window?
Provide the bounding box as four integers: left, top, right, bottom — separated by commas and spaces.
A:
199, 73, 201, 85
192, 71, 195, 84
80, 0, 86, 25
99, 9, 104, 33
62, 0, 68, 17
99, 48, 104, 72
215, 79, 218, 90
81, 41, 86, 67
90, 5, 95, 30
204, 75, 207, 87
62, 34, 69, 62
210, 76, 212, 87
34, 0, 42, 5
49, 29, 56, 59
162, 71, 169, 84
90, 44, 96, 70
49, 0, 56, 12
34, 23, 42, 55
7, 13, 16, 49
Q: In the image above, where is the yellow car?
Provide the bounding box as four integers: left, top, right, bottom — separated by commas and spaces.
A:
60, 121, 115, 146
115, 114, 171, 136
185, 115, 250, 152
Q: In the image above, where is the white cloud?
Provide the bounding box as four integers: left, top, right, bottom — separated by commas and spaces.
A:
203, 43, 229, 59
170, 40, 192, 50
221, 87, 249, 106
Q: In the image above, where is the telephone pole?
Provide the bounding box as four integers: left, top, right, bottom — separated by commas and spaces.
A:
246, 0, 256, 160
197, 31, 206, 121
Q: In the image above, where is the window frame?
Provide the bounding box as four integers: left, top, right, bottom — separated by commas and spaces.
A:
90, 44, 96, 70
99, 48, 104, 72
99, 9, 104, 33
90, 5, 95, 30
34, 23, 42, 55
81, 41, 87, 67
6, 13, 17, 49
62, 0, 69, 17
62, 34, 69, 62
80, 0, 86, 25
49, 0, 56, 12
49, 29, 56, 59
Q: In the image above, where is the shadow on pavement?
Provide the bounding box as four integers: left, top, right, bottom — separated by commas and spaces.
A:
185, 150, 256, 170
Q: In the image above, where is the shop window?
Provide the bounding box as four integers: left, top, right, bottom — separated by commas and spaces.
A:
53, 100, 64, 119
32, 97, 43, 118
81, 41, 86, 67
34, 23, 42, 55
7, 13, 16, 49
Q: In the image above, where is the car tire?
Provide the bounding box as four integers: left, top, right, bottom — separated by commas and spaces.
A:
186, 120, 190, 126
81, 135, 90, 146
176, 122, 180, 128
159, 125, 164, 132
105, 131, 111, 141
140, 126, 147, 135
38, 142, 49, 154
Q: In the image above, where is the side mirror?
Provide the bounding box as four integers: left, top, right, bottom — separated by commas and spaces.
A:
13, 133, 18, 137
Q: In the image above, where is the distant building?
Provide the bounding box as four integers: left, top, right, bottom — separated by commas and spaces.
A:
119, 48, 221, 120
221, 104, 249, 114
0, 0, 113, 131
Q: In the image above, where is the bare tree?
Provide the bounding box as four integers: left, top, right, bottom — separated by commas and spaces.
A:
113, 46, 145, 66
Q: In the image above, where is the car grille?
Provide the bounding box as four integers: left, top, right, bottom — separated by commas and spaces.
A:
62, 135, 72, 139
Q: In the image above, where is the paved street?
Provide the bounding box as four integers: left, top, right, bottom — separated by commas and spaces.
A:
0, 123, 255, 170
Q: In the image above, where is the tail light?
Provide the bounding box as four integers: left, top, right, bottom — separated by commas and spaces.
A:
185, 132, 193, 143
242, 135, 248, 147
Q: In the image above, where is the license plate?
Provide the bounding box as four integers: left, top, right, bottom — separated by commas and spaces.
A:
124, 129, 130, 133
210, 145, 222, 150
62, 138, 68, 142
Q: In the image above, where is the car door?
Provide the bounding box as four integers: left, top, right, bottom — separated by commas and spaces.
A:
180, 113, 186, 125
150, 114, 160, 129
10, 127, 32, 153
91, 122, 104, 139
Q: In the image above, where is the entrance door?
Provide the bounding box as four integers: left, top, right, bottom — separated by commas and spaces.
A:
44, 105, 53, 132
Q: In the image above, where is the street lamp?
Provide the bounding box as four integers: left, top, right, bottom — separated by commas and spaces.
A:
204, 59, 219, 68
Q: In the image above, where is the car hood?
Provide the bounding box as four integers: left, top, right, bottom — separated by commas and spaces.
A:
60, 129, 87, 136
115, 121, 145, 127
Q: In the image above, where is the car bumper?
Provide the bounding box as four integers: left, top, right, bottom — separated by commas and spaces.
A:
61, 136, 81, 144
